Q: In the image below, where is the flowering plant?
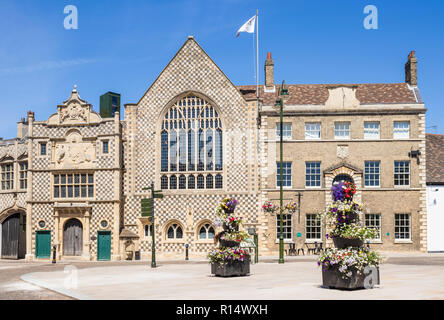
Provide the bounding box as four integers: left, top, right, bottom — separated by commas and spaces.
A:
223, 216, 242, 231
331, 223, 378, 240
319, 201, 362, 226
284, 201, 298, 214
331, 181, 357, 202
207, 247, 249, 264
217, 197, 238, 214
215, 230, 250, 243
318, 247, 382, 279
262, 201, 278, 213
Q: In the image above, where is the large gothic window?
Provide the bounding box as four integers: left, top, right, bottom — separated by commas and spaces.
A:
160, 95, 223, 190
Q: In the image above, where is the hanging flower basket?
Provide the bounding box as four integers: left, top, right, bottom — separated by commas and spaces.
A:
262, 201, 278, 213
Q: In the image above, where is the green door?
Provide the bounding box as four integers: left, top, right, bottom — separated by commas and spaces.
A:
97, 231, 111, 261
36, 231, 51, 258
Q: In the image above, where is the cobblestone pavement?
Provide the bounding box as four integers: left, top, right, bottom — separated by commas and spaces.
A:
1, 253, 443, 300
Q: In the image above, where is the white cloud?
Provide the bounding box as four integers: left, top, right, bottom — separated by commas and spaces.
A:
0, 58, 94, 76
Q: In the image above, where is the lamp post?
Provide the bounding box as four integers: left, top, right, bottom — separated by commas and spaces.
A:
275, 81, 288, 264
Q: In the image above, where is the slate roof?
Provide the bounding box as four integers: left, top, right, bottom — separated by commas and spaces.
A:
426, 134, 444, 184
237, 83, 419, 105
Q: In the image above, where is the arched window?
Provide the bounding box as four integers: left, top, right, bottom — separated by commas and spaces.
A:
179, 175, 186, 189
197, 174, 205, 189
215, 174, 223, 189
160, 94, 223, 190
333, 174, 354, 185
161, 175, 168, 189
188, 175, 195, 189
170, 175, 177, 189
167, 223, 183, 239
199, 223, 215, 240
206, 174, 213, 189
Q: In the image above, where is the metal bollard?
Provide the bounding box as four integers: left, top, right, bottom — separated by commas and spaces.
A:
52, 245, 56, 264
185, 243, 189, 261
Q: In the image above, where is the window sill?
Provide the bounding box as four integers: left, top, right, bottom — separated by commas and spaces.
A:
394, 240, 413, 244
305, 240, 322, 244
274, 239, 293, 244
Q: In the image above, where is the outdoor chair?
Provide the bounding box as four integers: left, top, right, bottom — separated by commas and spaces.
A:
305, 243, 316, 255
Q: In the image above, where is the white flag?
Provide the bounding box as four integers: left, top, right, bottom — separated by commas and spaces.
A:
236, 15, 256, 37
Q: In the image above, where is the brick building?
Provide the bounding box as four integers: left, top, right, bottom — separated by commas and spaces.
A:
0, 37, 427, 260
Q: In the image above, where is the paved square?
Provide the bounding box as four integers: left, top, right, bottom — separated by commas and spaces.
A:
18, 255, 444, 300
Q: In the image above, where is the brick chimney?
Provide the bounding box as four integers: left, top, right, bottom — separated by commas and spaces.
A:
264, 52, 274, 90
405, 50, 418, 86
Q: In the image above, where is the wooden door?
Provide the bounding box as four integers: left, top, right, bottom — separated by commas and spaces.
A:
97, 231, 111, 261
1, 213, 20, 259
63, 219, 83, 256
36, 231, 51, 258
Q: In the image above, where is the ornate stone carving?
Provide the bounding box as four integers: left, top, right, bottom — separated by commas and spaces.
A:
337, 145, 349, 159
47, 85, 101, 126
52, 131, 96, 168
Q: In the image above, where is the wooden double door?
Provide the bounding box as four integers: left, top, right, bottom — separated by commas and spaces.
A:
1, 213, 26, 259
63, 218, 83, 256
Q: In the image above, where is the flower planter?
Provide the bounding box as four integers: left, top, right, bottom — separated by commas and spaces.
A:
333, 237, 363, 249
322, 265, 380, 290
223, 224, 239, 232
219, 239, 241, 248
211, 256, 250, 277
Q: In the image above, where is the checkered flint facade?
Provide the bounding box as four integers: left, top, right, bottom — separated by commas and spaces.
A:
0, 38, 427, 261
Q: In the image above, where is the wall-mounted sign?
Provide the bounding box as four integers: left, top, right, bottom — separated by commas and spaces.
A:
297, 232, 302, 238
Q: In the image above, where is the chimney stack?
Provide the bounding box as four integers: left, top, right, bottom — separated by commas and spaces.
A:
265, 52, 274, 91
405, 50, 418, 86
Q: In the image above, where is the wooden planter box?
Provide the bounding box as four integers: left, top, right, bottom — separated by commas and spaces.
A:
333, 237, 364, 249
219, 239, 241, 248
322, 265, 380, 290
211, 256, 250, 277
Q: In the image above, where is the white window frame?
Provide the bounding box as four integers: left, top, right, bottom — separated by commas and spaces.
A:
276, 123, 292, 140
364, 122, 380, 140
393, 121, 410, 139
334, 122, 351, 140
305, 214, 322, 242
394, 213, 411, 242
198, 223, 215, 241
1, 162, 14, 191
19, 162, 28, 190
364, 213, 382, 242
394, 161, 410, 188
305, 162, 321, 188
276, 162, 292, 188
305, 122, 321, 140
364, 161, 380, 188
276, 214, 293, 242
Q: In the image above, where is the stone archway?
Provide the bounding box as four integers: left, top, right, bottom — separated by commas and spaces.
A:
324, 162, 363, 205
0, 209, 26, 259
63, 218, 83, 256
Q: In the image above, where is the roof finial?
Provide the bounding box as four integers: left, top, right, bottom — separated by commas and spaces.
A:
73, 84, 78, 92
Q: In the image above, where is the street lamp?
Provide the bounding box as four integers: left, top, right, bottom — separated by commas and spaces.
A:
274, 80, 288, 264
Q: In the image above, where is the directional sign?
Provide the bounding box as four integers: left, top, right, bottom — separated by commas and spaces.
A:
153, 190, 164, 199
141, 198, 153, 217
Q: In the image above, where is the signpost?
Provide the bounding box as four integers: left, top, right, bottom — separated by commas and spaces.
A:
142, 182, 163, 268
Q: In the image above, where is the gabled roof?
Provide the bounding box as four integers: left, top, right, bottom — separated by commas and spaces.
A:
426, 134, 444, 184
324, 162, 363, 174
237, 83, 419, 105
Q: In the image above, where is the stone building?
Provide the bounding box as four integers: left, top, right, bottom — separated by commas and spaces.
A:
426, 133, 444, 252
0, 37, 427, 261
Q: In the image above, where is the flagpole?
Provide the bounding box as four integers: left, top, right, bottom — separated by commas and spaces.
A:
256, 9, 260, 127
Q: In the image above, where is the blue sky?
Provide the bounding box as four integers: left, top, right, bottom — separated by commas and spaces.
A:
1, 0, 443, 138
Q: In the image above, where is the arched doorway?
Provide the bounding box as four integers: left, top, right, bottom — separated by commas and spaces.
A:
1, 212, 26, 259
63, 218, 83, 256
332, 174, 354, 185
